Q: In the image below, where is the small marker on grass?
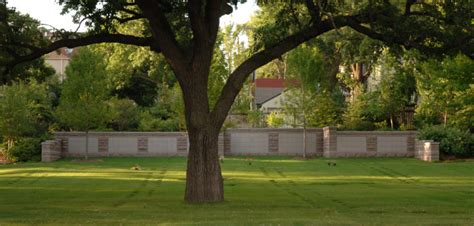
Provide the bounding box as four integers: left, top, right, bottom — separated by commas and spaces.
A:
131, 164, 141, 170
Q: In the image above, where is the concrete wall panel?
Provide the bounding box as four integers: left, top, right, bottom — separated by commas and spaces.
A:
108, 137, 137, 154
230, 133, 268, 154
377, 136, 407, 152
337, 136, 366, 153
148, 137, 178, 154
279, 132, 317, 154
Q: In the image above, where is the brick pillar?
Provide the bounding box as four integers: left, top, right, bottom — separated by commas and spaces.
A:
316, 130, 324, 156
415, 139, 440, 162
55, 138, 63, 156
323, 127, 337, 157
224, 131, 231, 155
218, 133, 224, 156
177, 135, 188, 155
98, 136, 109, 153
406, 134, 416, 157
367, 136, 377, 154
42, 140, 61, 162
268, 132, 279, 154
137, 137, 148, 153
60, 137, 68, 153
423, 141, 440, 162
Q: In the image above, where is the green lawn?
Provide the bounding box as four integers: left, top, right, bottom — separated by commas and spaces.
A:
0, 157, 473, 225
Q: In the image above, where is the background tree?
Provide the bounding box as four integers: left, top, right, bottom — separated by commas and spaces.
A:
0, 7, 54, 83
284, 42, 345, 156
4, 0, 472, 203
416, 54, 474, 129
107, 97, 141, 131
342, 49, 417, 130
333, 29, 384, 100
0, 80, 51, 150
56, 48, 109, 159
376, 50, 417, 129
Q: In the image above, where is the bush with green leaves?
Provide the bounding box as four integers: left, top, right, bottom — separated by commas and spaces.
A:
417, 125, 473, 158
247, 109, 264, 128
138, 111, 180, 131
5, 137, 43, 162
266, 111, 285, 128
0, 80, 52, 153
415, 54, 473, 130
107, 97, 140, 131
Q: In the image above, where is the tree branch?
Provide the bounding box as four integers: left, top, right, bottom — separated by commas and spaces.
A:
345, 18, 470, 57
6, 33, 157, 71
1, 41, 41, 52
404, 0, 417, 16
112, 15, 144, 24
135, 0, 189, 79
305, 0, 320, 24
210, 18, 343, 128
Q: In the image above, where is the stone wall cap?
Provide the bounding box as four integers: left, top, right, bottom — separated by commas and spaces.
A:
226, 128, 323, 133
54, 131, 187, 136
338, 130, 417, 134
41, 140, 57, 144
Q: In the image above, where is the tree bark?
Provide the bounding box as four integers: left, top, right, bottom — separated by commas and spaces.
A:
185, 124, 223, 203
180, 68, 224, 203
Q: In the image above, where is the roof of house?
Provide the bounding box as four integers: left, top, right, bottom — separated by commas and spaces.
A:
254, 78, 285, 105
255, 78, 286, 88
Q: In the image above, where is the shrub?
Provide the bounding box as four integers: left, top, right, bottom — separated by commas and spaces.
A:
6, 137, 43, 162
139, 112, 180, 132
417, 125, 473, 158
266, 111, 285, 128
341, 119, 376, 131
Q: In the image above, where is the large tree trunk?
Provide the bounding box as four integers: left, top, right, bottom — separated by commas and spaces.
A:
185, 125, 223, 203
181, 69, 225, 203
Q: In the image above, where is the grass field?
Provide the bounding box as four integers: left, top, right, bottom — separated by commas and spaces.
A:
0, 157, 473, 225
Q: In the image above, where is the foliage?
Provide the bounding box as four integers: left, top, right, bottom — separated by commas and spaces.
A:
208, 35, 230, 110
0, 80, 52, 149
283, 43, 344, 128
221, 23, 248, 74
333, 28, 385, 98
139, 111, 180, 132
417, 125, 473, 158
214, 26, 252, 114
138, 85, 183, 131
266, 111, 285, 128
247, 109, 265, 128
56, 47, 109, 132
373, 50, 417, 129
90, 27, 171, 107
0, 6, 55, 83
342, 93, 377, 130
415, 54, 474, 130
5, 137, 43, 162
342, 49, 418, 130
106, 97, 140, 131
